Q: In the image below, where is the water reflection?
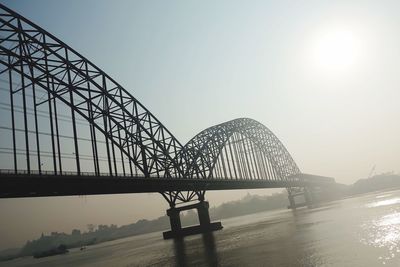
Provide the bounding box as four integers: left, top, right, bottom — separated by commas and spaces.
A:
202, 233, 219, 266
173, 233, 219, 267
173, 238, 187, 266
361, 210, 400, 265
366, 198, 400, 208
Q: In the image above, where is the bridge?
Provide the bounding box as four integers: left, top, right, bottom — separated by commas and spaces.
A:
0, 4, 335, 239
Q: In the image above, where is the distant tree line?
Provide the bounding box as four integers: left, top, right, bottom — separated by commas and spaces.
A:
3, 192, 289, 260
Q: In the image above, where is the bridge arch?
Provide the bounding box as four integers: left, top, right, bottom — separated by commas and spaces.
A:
178, 118, 300, 180
0, 4, 184, 178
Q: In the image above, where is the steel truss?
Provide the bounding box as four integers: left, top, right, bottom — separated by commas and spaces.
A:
0, 3, 184, 178
178, 118, 300, 180
0, 4, 333, 203
173, 118, 301, 205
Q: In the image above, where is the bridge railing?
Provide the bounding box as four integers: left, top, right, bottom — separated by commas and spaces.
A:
0, 169, 308, 182
0, 169, 150, 178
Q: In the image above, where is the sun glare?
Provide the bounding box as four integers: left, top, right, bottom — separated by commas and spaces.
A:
311, 29, 360, 73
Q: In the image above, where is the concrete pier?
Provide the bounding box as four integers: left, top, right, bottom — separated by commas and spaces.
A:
287, 187, 314, 209
163, 201, 223, 239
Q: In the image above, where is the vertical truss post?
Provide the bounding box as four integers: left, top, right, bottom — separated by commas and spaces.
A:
65, 50, 81, 175
17, 26, 30, 173
32, 81, 41, 174
53, 94, 63, 174
8, 55, 17, 173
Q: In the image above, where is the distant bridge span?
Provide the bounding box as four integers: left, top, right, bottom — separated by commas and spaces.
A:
0, 4, 335, 238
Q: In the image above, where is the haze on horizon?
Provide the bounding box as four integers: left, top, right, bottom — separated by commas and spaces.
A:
0, 0, 399, 251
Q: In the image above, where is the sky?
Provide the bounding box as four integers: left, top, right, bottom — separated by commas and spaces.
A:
0, 0, 400, 250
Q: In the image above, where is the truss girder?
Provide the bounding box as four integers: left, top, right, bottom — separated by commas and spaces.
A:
0, 4, 301, 186
177, 118, 300, 181
0, 4, 184, 178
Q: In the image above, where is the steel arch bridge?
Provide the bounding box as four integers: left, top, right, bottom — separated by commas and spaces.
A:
0, 3, 334, 238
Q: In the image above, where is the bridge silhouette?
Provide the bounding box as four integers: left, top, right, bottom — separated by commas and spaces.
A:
0, 4, 335, 239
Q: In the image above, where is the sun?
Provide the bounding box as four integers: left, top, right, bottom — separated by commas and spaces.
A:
311, 29, 360, 73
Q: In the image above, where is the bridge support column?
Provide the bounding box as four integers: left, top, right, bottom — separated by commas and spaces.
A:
287, 187, 315, 209
304, 187, 313, 208
163, 200, 223, 239
197, 201, 211, 225
166, 208, 182, 233
288, 194, 296, 209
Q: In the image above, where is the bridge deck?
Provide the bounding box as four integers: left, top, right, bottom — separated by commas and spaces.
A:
0, 172, 334, 198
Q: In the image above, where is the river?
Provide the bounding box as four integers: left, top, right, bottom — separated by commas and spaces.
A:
2, 189, 400, 266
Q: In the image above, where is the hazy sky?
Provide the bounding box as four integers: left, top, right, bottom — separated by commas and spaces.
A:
1, 0, 399, 250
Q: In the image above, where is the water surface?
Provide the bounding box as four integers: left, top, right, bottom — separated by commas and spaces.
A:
3, 189, 400, 266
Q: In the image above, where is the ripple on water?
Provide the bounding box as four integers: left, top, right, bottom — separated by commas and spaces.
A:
366, 198, 400, 208
376, 193, 393, 199
360, 212, 400, 265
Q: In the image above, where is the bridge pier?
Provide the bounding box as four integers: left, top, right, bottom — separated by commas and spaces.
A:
163, 201, 223, 239
287, 187, 314, 209
167, 208, 182, 233
288, 193, 296, 209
